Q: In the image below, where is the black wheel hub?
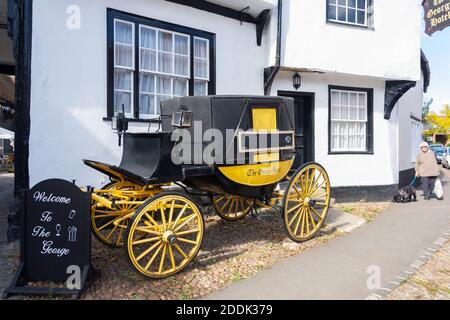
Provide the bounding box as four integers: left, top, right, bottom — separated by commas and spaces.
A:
167, 234, 176, 244
308, 199, 317, 208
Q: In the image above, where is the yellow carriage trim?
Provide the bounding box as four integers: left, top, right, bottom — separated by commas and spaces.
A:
252, 108, 280, 163
217, 159, 294, 186
252, 108, 277, 130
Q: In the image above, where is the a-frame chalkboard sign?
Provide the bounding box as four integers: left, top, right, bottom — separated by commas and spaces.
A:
2, 179, 92, 299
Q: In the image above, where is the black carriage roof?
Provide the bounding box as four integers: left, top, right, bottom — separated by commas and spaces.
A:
183, 95, 294, 101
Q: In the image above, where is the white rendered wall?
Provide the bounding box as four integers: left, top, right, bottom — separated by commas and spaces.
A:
396, 75, 424, 172
271, 71, 399, 187
276, 0, 421, 81
29, 0, 265, 187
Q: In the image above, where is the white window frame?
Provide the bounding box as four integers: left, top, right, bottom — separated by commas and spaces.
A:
328, 0, 368, 27
113, 19, 135, 118
193, 36, 210, 96
110, 12, 213, 120
330, 89, 368, 152
138, 25, 191, 118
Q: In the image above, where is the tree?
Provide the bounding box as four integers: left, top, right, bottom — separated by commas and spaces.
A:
422, 97, 433, 121
423, 104, 450, 138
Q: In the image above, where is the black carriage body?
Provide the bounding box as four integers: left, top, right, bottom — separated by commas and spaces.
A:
84, 133, 185, 185
85, 96, 296, 198
161, 96, 295, 165
162, 96, 296, 197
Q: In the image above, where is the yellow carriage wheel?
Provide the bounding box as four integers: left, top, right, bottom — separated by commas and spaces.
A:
91, 181, 141, 248
282, 162, 331, 243
211, 194, 254, 221
125, 192, 204, 279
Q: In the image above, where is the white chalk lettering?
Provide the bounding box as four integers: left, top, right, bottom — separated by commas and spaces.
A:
32, 226, 50, 238
41, 240, 70, 257
40, 211, 53, 222
33, 191, 71, 204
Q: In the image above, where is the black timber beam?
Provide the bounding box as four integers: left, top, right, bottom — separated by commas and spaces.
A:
384, 80, 416, 120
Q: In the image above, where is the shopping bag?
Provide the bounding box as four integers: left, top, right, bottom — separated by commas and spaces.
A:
434, 177, 444, 199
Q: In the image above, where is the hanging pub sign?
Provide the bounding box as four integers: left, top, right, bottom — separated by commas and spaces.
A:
2, 179, 92, 299
423, 0, 450, 36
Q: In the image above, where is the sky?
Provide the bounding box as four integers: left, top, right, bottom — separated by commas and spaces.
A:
421, 8, 450, 113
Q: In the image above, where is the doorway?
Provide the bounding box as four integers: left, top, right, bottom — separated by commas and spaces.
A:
278, 91, 315, 170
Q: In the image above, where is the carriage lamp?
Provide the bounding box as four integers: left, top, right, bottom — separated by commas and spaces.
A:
172, 110, 193, 128
293, 72, 301, 90
112, 105, 129, 146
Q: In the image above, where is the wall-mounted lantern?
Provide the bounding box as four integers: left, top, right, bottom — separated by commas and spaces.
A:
293, 72, 301, 90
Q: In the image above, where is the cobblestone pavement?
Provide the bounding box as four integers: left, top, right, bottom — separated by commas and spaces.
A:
0, 173, 19, 299
386, 239, 450, 300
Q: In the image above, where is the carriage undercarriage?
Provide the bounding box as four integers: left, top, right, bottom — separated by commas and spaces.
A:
88, 162, 330, 279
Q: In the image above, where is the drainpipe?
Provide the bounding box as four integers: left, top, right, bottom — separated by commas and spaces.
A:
264, 0, 282, 95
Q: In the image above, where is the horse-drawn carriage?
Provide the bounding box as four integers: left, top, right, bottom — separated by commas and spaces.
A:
84, 96, 331, 278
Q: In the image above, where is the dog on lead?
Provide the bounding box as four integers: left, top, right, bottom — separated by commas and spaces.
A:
392, 185, 417, 203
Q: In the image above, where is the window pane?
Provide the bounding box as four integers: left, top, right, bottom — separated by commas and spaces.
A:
115, 21, 133, 44
328, 4, 337, 20
140, 49, 156, 71
194, 58, 208, 79
358, 93, 366, 107
331, 91, 339, 104
331, 122, 338, 149
140, 27, 156, 49
174, 78, 188, 96
114, 69, 132, 91
140, 94, 155, 115
115, 44, 133, 68
338, 0, 346, 5
341, 106, 349, 120
174, 34, 189, 55
194, 38, 208, 58
156, 76, 171, 95
140, 73, 155, 93
156, 95, 170, 114
341, 92, 349, 106
114, 91, 131, 114
340, 122, 348, 149
158, 52, 173, 73
331, 105, 339, 120
194, 80, 208, 96
357, 10, 366, 25
349, 107, 358, 120
328, 0, 337, 4
175, 55, 189, 76
349, 92, 357, 106
348, 0, 356, 8
338, 6, 346, 21
357, 0, 366, 9
347, 8, 356, 23
348, 129, 356, 149
358, 107, 367, 121
359, 123, 367, 149
159, 31, 173, 52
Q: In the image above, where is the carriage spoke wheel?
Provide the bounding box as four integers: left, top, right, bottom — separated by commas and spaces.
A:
282, 163, 331, 243
125, 193, 204, 279
211, 194, 254, 221
91, 182, 142, 248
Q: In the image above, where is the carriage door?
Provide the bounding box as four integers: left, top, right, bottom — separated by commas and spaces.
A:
278, 91, 315, 170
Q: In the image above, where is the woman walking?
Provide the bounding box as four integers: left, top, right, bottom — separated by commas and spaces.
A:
415, 142, 440, 200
